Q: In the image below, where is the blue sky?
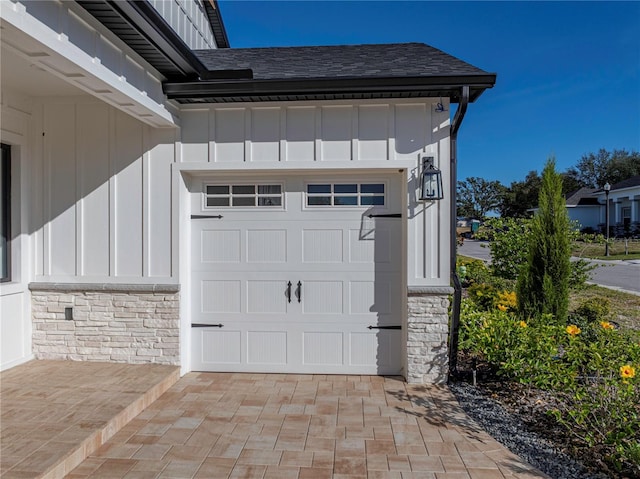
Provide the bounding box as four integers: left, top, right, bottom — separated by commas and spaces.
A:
218, 1, 640, 186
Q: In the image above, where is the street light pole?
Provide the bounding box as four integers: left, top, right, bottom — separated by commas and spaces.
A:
604, 182, 611, 257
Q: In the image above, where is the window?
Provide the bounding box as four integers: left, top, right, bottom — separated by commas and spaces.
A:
1, 144, 10, 282
622, 206, 631, 228
306, 183, 385, 207
204, 184, 283, 208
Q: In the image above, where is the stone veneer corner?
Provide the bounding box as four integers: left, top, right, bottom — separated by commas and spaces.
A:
406, 286, 453, 384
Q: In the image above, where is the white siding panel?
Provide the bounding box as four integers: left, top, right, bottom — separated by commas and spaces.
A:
147, 128, 175, 277
114, 112, 143, 276
285, 107, 315, 162
394, 104, 427, 160
321, 106, 352, 161
45, 104, 77, 275
96, 36, 122, 90
78, 103, 110, 276
250, 108, 280, 162
214, 109, 245, 163
0, 293, 27, 369
181, 110, 209, 162
124, 55, 145, 94
358, 105, 388, 161
67, 10, 96, 57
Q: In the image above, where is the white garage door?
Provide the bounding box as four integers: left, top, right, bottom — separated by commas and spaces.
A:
190, 174, 403, 375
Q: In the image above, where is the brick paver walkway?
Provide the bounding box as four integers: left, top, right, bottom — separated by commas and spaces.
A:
65, 373, 549, 479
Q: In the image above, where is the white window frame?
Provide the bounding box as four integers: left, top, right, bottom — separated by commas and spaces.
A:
203, 182, 285, 210
304, 181, 387, 209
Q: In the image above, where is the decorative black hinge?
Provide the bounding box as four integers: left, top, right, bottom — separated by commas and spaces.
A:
367, 325, 401, 330
367, 213, 401, 218
191, 215, 223, 219
191, 323, 224, 328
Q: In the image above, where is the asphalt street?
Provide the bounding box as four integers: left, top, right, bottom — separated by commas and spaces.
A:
458, 240, 640, 296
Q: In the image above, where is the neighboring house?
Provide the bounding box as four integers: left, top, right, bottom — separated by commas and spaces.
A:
0, 0, 496, 383
593, 175, 640, 237
564, 187, 600, 231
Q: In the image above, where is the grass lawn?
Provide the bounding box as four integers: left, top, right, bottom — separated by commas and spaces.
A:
573, 238, 640, 259
569, 284, 640, 331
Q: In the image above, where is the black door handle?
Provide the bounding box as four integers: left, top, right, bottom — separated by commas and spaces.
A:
296, 281, 302, 303
286, 281, 292, 303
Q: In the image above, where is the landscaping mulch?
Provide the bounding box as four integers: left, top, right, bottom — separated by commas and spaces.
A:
451, 355, 640, 479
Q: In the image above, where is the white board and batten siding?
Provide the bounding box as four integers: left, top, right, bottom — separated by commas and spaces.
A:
32, 99, 177, 283
147, 0, 218, 50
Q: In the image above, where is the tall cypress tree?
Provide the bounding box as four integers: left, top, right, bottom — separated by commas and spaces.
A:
517, 158, 571, 321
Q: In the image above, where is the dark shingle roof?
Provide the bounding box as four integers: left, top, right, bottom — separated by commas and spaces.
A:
194, 43, 488, 80
565, 188, 600, 206
165, 42, 496, 103
610, 175, 640, 191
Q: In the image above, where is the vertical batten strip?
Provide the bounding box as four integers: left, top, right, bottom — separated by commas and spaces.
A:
108, 107, 117, 276
208, 109, 215, 163
142, 125, 150, 278
244, 108, 251, 163
75, 104, 82, 276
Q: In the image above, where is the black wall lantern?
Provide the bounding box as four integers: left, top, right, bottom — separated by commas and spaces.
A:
419, 156, 443, 201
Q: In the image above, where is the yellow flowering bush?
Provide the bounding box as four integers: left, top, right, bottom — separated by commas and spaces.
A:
566, 324, 581, 336
459, 297, 640, 469
620, 364, 636, 379
497, 290, 517, 312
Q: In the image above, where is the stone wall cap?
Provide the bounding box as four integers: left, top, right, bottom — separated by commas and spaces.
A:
408, 286, 454, 295
28, 282, 180, 293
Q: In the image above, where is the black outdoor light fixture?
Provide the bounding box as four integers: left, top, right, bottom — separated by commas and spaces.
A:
419, 156, 443, 201
604, 182, 611, 257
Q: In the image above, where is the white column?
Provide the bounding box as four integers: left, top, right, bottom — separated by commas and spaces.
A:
631, 197, 639, 223
615, 201, 623, 224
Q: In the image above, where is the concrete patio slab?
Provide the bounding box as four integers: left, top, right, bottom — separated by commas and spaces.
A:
61, 372, 549, 479
0, 360, 180, 479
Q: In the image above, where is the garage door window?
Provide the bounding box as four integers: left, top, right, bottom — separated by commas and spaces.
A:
205, 184, 283, 208
307, 183, 385, 207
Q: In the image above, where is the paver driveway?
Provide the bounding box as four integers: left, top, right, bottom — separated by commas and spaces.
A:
66, 373, 548, 479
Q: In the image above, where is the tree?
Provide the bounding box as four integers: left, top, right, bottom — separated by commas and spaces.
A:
566, 149, 640, 188
517, 158, 571, 322
457, 177, 504, 219
475, 217, 531, 280
499, 171, 541, 218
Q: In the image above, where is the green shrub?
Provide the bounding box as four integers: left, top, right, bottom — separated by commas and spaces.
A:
517, 159, 571, 322
476, 217, 531, 280
459, 297, 640, 469
456, 257, 491, 287
574, 298, 611, 323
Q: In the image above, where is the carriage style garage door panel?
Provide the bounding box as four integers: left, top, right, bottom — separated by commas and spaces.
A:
191, 174, 403, 374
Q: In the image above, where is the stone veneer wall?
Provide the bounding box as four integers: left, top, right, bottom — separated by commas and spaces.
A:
406, 287, 453, 384
29, 283, 180, 365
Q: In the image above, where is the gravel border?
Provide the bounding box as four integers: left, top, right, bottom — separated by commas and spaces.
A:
450, 382, 609, 479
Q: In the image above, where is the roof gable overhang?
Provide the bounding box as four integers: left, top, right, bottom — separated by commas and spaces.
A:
76, 0, 231, 80
163, 74, 496, 104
